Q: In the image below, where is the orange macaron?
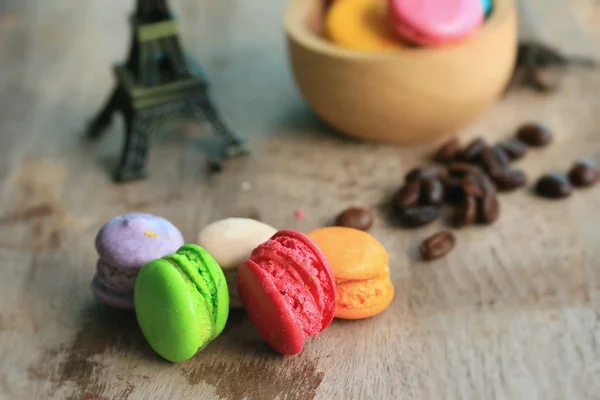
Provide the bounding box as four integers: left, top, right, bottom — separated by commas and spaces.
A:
308, 227, 394, 319
325, 0, 407, 52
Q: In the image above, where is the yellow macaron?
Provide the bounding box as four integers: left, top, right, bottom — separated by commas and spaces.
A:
326, 0, 407, 52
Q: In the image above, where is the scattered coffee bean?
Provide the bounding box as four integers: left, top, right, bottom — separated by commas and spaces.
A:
459, 138, 486, 162
490, 169, 527, 191
491, 146, 511, 170
435, 137, 460, 163
516, 123, 552, 147
336, 207, 374, 231
477, 194, 500, 224
420, 231, 456, 261
421, 178, 445, 205
405, 167, 438, 182
393, 181, 421, 210
497, 139, 528, 160
479, 148, 503, 175
461, 175, 484, 198
398, 206, 440, 228
568, 160, 599, 187
448, 162, 479, 178
453, 196, 477, 227
535, 174, 572, 198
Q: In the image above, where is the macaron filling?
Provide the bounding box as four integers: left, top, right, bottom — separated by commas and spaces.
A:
95, 259, 139, 294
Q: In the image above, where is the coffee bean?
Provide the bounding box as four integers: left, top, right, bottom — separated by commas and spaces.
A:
459, 138, 486, 162
420, 231, 456, 261
435, 137, 460, 163
568, 160, 599, 187
477, 194, 500, 224
535, 173, 573, 198
461, 175, 484, 198
440, 174, 464, 204
421, 178, 444, 205
393, 181, 421, 210
336, 207, 374, 231
453, 196, 477, 227
497, 139, 527, 160
491, 146, 511, 169
398, 206, 440, 228
448, 162, 480, 178
474, 171, 497, 195
479, 148, 502, 175
516, 123, 552, 147
405, 167, 438, 182
490, 169, 527, 191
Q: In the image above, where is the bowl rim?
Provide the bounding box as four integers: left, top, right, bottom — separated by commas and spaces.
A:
284, 0, 515, 60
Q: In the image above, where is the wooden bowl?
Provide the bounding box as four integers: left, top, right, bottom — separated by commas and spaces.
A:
284, 0, 518, 144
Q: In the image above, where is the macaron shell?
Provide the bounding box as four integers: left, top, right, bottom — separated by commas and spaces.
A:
196, 218, 277, 270
308, 227, 389, 281
238, 259, 306, 355
335, 265, 395, 319
134, 258, 214, 362
95, 213, 184, 269
253, 230, 337, 330
326, 0, 407, 52
389, 0, 484, 45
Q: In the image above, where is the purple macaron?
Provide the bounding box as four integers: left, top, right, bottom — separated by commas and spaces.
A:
91, 212, 184, 309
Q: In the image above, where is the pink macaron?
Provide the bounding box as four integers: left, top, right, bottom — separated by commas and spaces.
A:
388, 0, 484, 46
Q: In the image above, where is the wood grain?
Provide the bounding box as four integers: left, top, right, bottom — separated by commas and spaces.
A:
0, 0, 599, 399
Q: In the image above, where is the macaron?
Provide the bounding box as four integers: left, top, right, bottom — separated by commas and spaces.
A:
388, 0, 484, 46
237, 230, 336, 355
91, 212, 184, 309
481, 0, 492, 16
197, 218, 277, 308
134, 244, 229, 362
326, 0, 407, 52
308, 227, 394, 320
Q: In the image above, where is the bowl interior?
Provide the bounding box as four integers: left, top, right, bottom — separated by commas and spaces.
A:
286, 0, 512, 59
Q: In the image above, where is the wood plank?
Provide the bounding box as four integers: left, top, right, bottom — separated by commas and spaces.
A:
0, 0, 599, 399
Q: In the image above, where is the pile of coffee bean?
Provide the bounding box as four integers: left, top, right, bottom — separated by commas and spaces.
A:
333, 122, 599, 261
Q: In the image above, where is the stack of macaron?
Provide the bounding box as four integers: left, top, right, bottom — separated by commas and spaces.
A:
326, 0, 492, 52
91, 212, 395, 361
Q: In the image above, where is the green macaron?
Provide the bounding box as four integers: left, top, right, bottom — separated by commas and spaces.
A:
134, 244, 229, 362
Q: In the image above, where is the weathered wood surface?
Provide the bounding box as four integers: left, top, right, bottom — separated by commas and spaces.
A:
0, 0, 599, 399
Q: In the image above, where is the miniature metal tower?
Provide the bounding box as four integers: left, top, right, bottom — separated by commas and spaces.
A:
88, 0, 248, 182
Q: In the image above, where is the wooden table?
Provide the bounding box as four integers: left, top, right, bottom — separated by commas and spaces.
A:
1, 0, 599, 398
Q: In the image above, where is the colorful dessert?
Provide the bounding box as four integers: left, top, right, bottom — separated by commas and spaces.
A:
237, 230, 336, 355
134, 244, 229, 362
388, 0, 484, 46
326, 0, 407, 51
481, 0, 493, 16
91, 212, 184, 309
196, 217, 277, 308
308, 227, 394, 319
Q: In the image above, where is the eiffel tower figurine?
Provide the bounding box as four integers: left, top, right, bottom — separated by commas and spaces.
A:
87, 0, 249, 182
